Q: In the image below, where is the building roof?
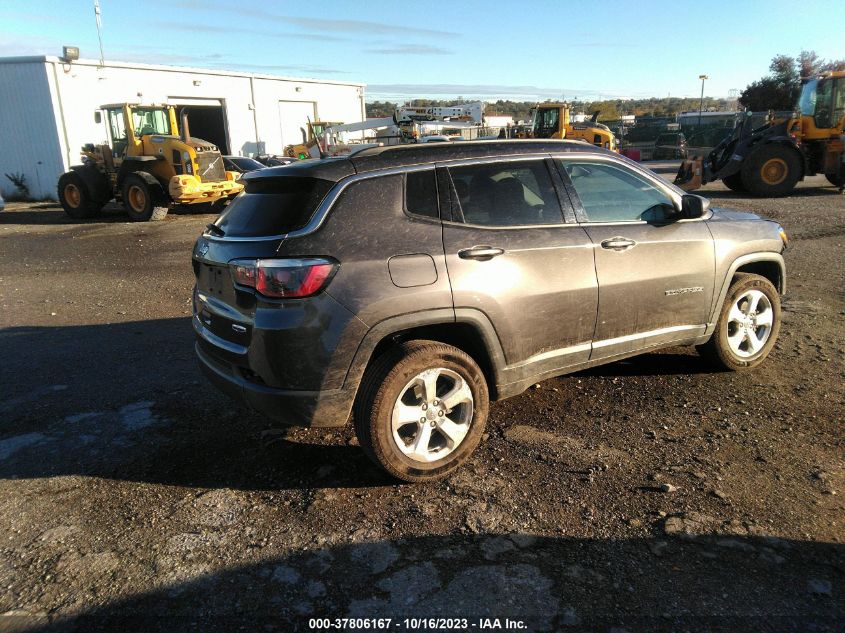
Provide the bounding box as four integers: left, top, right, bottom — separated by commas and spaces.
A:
0, 55, 366, 88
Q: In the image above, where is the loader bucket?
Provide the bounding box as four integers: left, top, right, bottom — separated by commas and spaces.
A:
674, 157, 704, 191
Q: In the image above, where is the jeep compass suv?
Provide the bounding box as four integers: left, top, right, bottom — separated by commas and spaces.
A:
192, 140, 787, 482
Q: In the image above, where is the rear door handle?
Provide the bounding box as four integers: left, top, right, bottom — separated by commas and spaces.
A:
458, 246, 505, 261
600, 237, 636, 251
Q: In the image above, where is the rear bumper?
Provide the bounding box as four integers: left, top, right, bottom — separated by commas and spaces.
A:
195, 341, 354, 428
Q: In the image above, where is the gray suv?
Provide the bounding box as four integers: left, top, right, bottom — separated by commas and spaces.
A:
192, 140, 787, 482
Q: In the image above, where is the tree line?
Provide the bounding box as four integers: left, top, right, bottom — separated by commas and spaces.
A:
739, 50, 844, 110
366, 97, 730, 123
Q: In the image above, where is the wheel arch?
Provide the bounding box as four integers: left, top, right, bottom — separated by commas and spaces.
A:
708, 253, 785, 326
344, 309, 507, 400
116, 158, 167, 191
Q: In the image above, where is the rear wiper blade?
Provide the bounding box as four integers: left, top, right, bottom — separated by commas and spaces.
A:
206, 223, 225, 236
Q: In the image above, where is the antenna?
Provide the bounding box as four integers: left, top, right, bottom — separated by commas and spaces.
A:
94, 0, 105, 67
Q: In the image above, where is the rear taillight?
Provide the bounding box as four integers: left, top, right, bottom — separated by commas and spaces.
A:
229, 258, 336, 298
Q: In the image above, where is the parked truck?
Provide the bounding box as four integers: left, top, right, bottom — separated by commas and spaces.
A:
58, 103, 243, 221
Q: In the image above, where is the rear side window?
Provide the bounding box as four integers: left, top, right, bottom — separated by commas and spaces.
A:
447, 160, 563, 226
213, 177, 333, 237
405, 170, 439, 219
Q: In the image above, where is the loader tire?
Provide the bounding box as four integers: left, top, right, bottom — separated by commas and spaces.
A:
722, 172, 746, 193
826, 173, 845, 188
121, 174, 169, 222
741, 144, 801, 197
58, 172, 103, 219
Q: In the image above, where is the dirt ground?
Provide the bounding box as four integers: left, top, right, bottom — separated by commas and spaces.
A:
0, 165, 843, 632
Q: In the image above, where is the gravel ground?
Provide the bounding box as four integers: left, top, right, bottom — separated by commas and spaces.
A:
0, 167, 843, 632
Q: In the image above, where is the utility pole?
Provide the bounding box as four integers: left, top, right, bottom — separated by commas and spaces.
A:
94, 0, 105, 67
698, 74, 708, 127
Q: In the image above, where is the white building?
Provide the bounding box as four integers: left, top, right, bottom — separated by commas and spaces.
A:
0, 55, 366, 199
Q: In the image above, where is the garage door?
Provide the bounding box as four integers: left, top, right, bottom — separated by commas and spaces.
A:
168, 97, 229, 154
278, 101, 317, 149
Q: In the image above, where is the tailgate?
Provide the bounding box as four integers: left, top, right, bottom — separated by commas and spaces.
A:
195, 261, 253, 351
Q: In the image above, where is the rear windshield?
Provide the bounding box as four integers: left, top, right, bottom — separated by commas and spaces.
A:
213, 176, 333, 237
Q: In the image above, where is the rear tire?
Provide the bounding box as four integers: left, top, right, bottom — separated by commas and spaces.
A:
741, 144, 801, 197
722, 172, 746, 193
121, 174, 169, 222
697, 273, 781, 371
57, 172, 103, 219
353, 341, 489, 482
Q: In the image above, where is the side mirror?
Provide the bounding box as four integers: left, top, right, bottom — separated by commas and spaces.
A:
681, 194, 710, 219
94, 111, 102, 124
641, 202, 680, 224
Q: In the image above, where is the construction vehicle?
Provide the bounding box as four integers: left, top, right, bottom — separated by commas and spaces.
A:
297, 102, 488, 158
396, 101, 484, 124
283, 120, 343, 159
529, 103, 618, 150
57, 103, 243, 221
674, 71, 845, 196
319, 117, 412, 156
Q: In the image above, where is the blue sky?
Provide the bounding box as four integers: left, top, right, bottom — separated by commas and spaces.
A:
3, 0, 843, 102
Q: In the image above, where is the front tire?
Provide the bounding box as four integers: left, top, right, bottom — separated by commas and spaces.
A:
741, 145, 801, 197
121, 174, 169, 222
57, 172, 103, 219
698, 273, 781, 371
353, 341, 489, 482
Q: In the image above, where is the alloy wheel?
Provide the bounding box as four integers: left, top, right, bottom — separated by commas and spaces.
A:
391, 367, 474, 463
726, 289, 774, 357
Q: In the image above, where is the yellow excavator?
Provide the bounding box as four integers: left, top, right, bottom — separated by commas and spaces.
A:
674, 70, 845, 196
58, 103, 243, 221
529, 103, 618, 151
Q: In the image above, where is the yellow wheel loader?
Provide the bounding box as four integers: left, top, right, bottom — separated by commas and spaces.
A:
283, 120, 343, 160
675, 70, 845, 197
529, 103, 618, 151
58, 104, 243, 221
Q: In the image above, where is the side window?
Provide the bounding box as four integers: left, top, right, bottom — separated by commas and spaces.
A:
107, 108, 128, 158
833, 77, 845, 126
107, 108, 126, 142
815, 78, 834, 128
559, 160, 675, 223
447, 160, 563, 226
405, 170, 439, 219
